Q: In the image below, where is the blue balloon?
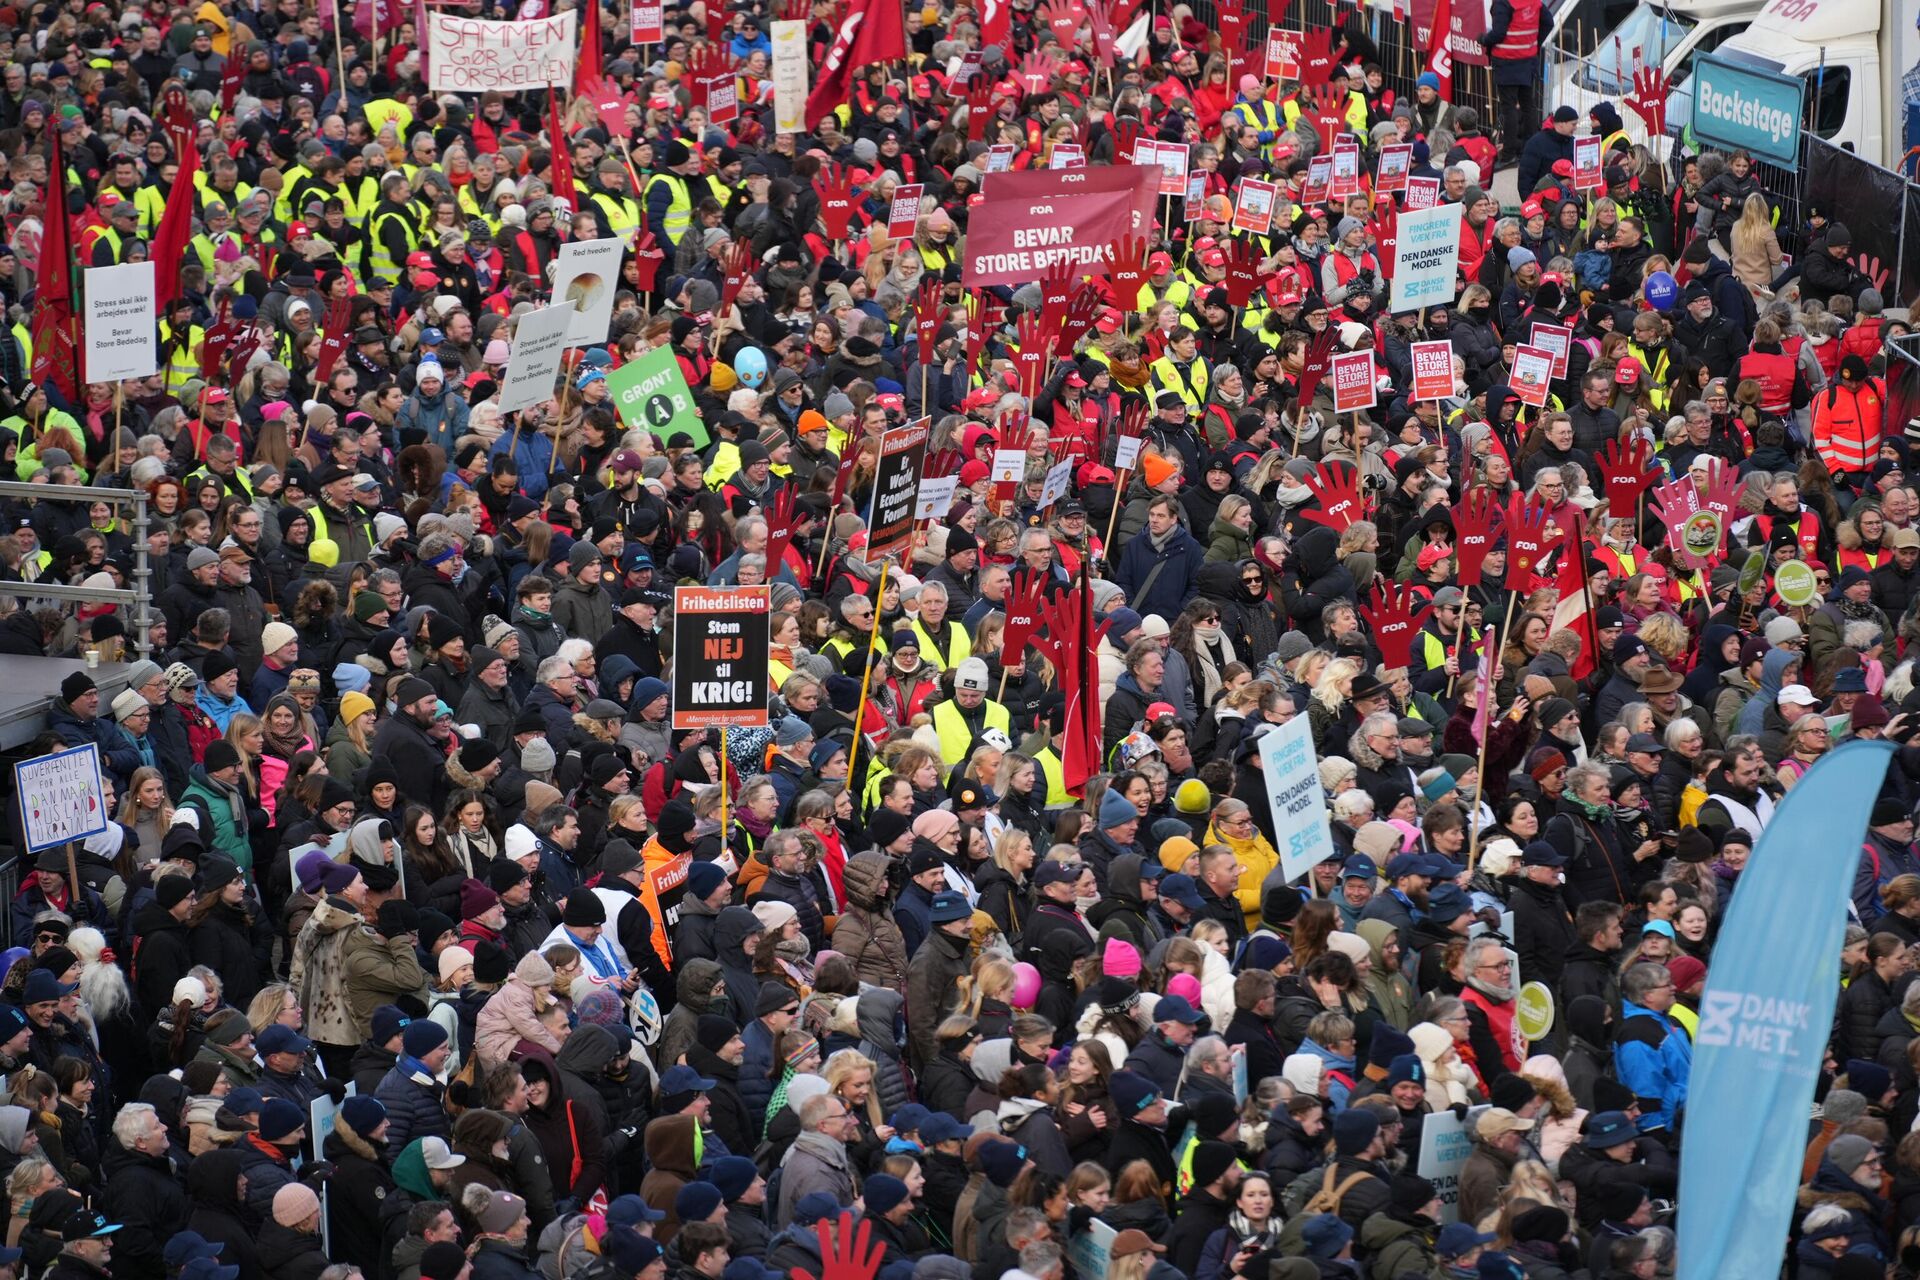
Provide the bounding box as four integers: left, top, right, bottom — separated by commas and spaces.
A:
734, 346, 768, 388
1645, 270, 1678, 312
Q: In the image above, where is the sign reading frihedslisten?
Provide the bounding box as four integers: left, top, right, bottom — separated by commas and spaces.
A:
961, 166, 1157, 286
867, 417, 932, 558
671, 586, 772, 729
425, 11, 576, 92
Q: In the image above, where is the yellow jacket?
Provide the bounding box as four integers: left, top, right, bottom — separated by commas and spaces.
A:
1206, 823, 1280, 931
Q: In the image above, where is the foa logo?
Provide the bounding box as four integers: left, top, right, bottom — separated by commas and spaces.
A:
1697, 990, 1813, 1054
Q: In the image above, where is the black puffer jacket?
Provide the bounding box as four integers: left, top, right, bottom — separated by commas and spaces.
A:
1278, 527, 1354, 645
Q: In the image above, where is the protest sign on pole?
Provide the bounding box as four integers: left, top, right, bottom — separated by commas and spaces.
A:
549, 236, 626, 346
1050, 143, 1085, 169
1377, 143, 1413, 192
887, 184, 924, 241
83, 262, 157, 382
1330, 351, 1377, 413
1405, 176, 1441, 209
1066, 1222, 1118, 1280
671, 587, 772, 728
15, 744, 107, 853
771, 20, 807, 133
868, 418, 932, 557
1302, 155, 1332, 204
962, 167, 1157, 286
1259, 715, 1337, 881
1572, 135, 1603, 191
1512, 344, 1555, 407
631, 0, 662, 41
1264, 29, 1299, 79
1328, 140, 1361, 200
1389, 202, 1463, 313
1233, 178, 1278, 235
1182, 170, 1206, 222
985, 144, 1017, 174
1411, 340, 1455, 401
425, 11, 575, 91
915, 475, 958, 521
1039, 458, 1074, 509
606, 344, 706, 447
496, 303, 575, 415
1418, 1109, 1476, 1223
1533, 322, 1574, 379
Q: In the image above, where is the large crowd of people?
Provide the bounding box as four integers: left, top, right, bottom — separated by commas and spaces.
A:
0, 1, 1910, 1279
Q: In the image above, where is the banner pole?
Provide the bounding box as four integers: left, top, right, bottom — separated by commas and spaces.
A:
1102, 467, 1132, 551
1467, 589, 1519, 871
847, 561, 890, 783
718, 725, 729, 834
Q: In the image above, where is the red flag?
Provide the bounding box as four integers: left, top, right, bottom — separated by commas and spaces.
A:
1425, 0, 1454, 100
1061, 569, 1104, 795
574, 0, 604, 94
29, 120, 78, 400
1549, 513, 1597, 680
803, 0, 906, 129
152, 142, 201, 312
547, 91, 578, 220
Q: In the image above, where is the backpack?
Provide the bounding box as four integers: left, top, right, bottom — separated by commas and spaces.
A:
1302, 1165, 1372, 1215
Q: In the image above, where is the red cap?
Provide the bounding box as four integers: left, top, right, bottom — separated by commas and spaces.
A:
1551, 159, 1573, 177
1417, 543, 1450, 570
414, 272, 442, 289
1144, 701, 1178, 721
1065, 370, 1087, 387
1200, 249, 1226, 268
202, 388, 230, 404
406, 251, 435, 269
649, 93, 673, 109
962, 387, 1001, 411
876, 392, 905, 411
1192, 236, 1218, 253
1521, 198, 1544, 220
1147, 251, 1174, 274
1272, 281, 1304, 306
1077, 461, 1116, 486
1095, 309, 1123, 333
911, 75, 933, 96
1615, 360, 1642, 385
287, 221, 313, 239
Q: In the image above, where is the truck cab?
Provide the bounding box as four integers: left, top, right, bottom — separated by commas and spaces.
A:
1548, 0, 1758, 124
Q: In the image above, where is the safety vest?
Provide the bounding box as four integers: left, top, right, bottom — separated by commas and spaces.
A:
1752, 509, 1823, 562
1812, 379, 1884, 478
363, 98, 413, 136
1139, 277, 1192, 315
274, 165, 314, 222
909, 616, 972, 672
193, 173, 254, 214
1625, 340, 1673, 412
1593, 546, 1639, 581
918, 239, 958, 273
369, 206, 419, 281
91, 225, 124, 264
132, 186, 166, 238
159, 322, 205, 397
590, 189, 643, 242
1418, 623, 1477, 673
643, 173, 693, 247
1032, 744, 1071, 807
186, 463, 254, 500
1491, 0, 1542, 60
1738, 349, 1796, 416
1150, 354, 1209, 412
1838, 544, 1885, 576
930, 697, 1011, 767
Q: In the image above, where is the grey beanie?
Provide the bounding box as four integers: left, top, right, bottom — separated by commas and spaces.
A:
1825, 1134, 1876, 1177
520, 738, 557, 774
1334, 215, 1364, 242
1860, 288, 1885, 316
125, 659, 164, 690
1275, 632, 1315, 664
823, 392, 856, 420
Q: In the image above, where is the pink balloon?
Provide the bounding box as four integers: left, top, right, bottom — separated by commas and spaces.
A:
1011, 962, 1042, 1009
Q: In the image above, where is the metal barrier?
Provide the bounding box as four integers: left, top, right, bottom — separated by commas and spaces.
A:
0, 479, 153, 657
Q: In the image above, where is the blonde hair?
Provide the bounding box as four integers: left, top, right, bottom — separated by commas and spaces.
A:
953, 955, 1015, 1018
1637, 612, 1688, 662
224, 713, 263, 797
823, 1048, 882, 1126
992, 829, 1033, 876
116, 765, 173, 830
1312, 657, 1362, 713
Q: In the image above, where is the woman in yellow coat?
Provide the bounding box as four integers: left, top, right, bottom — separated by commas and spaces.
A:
1206, 797, 1279, 932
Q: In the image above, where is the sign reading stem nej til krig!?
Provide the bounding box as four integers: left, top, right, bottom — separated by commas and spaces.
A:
16, 743, 108, 853
671, 586, 772, 729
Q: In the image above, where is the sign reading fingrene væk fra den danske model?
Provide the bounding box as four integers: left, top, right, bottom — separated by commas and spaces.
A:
671, 587, 772, 728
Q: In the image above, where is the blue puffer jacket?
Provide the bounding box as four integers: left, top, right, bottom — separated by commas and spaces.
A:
1612, 1001, 1692, 1132
374, 1057, 449, 1150
739, 1013, 777, 1136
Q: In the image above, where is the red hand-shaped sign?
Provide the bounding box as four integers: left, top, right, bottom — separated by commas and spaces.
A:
914, 278, 944, 360
762, 487, 803, 578
632, 227, 666, 292
787, 1213, 885, 1280
1296, 329, 1338, 407
1595, 436, 1660, 517
1002, 570, 1048, 664
1298, 461, 1363, 530
814, 163, 857, 240
1503, 494, 1552, 578
1625, 65, 1668, 140
1220, 237, 1268, 307
1361, 580, 1436, 669
1451, 488, 1505, 588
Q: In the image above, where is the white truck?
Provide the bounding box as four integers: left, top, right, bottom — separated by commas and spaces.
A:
1545, 0, 1762, 131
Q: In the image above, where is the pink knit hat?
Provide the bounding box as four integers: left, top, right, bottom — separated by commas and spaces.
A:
1167, 973, 1203, 1005
1103, 938, 1142, 979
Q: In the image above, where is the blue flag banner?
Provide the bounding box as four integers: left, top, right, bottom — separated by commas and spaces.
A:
1678, 739, 1894, 1280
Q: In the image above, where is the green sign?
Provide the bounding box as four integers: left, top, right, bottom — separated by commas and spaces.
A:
1737, 548, 1766, 598
1775, 559, 1819, 608
606, 345, 706, 449
1515, 981, 1555, 1042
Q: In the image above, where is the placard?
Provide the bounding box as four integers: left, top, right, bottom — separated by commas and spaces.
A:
631, 0, 662, 41
985, 144, 1016, 173
1039, 457, 1073, 509
548, 236, 626, 345
606, 343, 706, 448
1113, 434, 1144, 473
1065, 1221, 1117, 1280
1049, 143, 1085, 169
1775, 558, 1819, 607
1258, 714, 1336, 881
496, 302, 575, 415
1329, 350, 1376, 413
962, 166, 1158, 286
1141, 140, 1188, 196
1328, 140, 1361, 200
1183, 171, 1206, 222
867, 417, 931, 558
1377, 143, 1413, 193
770, 20, 807, 134
887, 184, 924, 241
915, 474, 958, 521
671, 587, 772, 728
1233, 178, 1278, 235
1405, 176, 1441, 210
1418, 1108, 1475, 1223
1263, 29, 1299, 79
989, 447, 1026, 485
16, 743, 108, 854
1533, 322, 1573, 379
425, 11, 575, 91
1388, 201, 1463, 314
1572, 134, 1603, 191
705, 68, 737, 124
84, 261, 157, 382
1411, 340, 1454, 401
1511, 343, 1555, 407
950, 49, 985, 87
1301, 155, 1332, 204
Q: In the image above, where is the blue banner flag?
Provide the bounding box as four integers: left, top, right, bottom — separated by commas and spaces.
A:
1678, 740, 1894, 1280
